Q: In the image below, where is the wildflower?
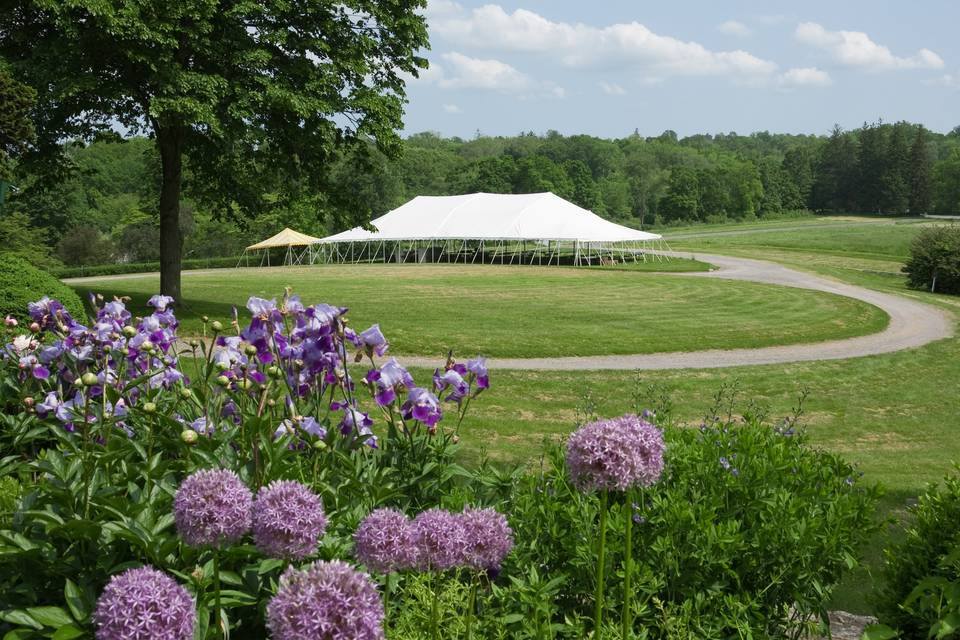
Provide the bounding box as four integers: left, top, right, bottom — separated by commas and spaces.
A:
565, 414, 666, 493
412, 508, 469, 572
173, 469, 253, 548
253, 480, 327, 560
466, 356, 489, 390
266, 561, 384, 640
433, 368, 469, 404
366, 358, 414, 406
354, 508, 418, 574
92, 566, 194, 640
359, 324, 389, 357
459, 507, 513, 573
401, 388, 443, 428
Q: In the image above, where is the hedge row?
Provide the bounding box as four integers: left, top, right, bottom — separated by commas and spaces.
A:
55, 256, 240, 279
0, 254, 86, 322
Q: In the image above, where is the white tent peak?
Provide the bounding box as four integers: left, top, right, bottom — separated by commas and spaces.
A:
246, 227, 322, 251
319, 192, 661, 243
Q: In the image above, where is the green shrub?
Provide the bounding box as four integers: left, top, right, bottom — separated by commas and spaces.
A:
871, 469, 960, 638
500, 400, 880, 638
903, 225, 960, 293
0, 253, 85, 322
54, 256, 238, 278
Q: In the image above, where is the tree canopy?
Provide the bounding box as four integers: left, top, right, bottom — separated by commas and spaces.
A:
1, 0, 429, 298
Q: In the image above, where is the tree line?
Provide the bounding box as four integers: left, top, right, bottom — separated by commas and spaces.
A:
5, 122, 960, 270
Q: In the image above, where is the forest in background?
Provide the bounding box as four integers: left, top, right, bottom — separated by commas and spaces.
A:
4, 121, 960, 270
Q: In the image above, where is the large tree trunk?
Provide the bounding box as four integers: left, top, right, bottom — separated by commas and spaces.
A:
157, 127, 183, 301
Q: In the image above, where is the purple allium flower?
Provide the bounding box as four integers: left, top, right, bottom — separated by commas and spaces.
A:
353, 508, 418, 574
565, 414, 666, 493
411, 508, 469, 571
173, 469, 253, 548
92, 566, 194, 640
266, 560, 384, 640
459, 507, 514, 572
253, 480, 327, 560
359, 324, 388, 357
401, 387, 442, 427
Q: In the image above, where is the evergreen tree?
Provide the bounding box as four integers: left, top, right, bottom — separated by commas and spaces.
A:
909, 126, 934, 214
813, 126, 859, 212
881, 122, 910, 214
858, 122, 888, 212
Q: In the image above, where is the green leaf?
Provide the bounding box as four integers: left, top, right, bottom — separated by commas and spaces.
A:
861, 623, 899, 640
25, 607, 73, 629
0, 610, 41, 630
63, 579, 89, 623
51, 624, 85, 640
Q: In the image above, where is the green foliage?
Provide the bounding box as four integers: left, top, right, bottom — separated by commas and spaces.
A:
902, 225, 960, 293
55, 227, 116, 267
500, 389, 880, 639
0, 253, 84, 322
873, 469, 960, 639
0, 65, 35, 183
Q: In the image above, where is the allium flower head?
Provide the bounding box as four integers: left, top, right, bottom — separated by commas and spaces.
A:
267, 560, 384, 640
253, 480, 327, 560
354, 508, 418, 573
459, 507, 514, 572
412, 508, 468, 571
173, 469, 253, 548
565, 414, 666, 493
92, 566, 194, 640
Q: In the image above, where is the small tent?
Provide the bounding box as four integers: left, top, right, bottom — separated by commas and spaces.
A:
240, 228, 323, 267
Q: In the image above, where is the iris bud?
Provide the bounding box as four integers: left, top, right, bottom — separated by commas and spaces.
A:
142, 402, 157, 414
122, 325, 137, 338
210, 321, 223, 333
181, 429, 199, 444
80, 372, 98, 387
216, 375, 230, 387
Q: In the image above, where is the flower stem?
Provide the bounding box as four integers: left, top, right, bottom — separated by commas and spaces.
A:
213, 550, 224, 639
431, 572, 441, 640
383, 574, 391, 631
621, 489, 634, 640
595, 489, 609, 637
465, 572, 478, 640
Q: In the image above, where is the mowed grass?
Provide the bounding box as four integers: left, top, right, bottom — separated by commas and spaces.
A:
69, 262, 887, 358
670, 217, 939, 261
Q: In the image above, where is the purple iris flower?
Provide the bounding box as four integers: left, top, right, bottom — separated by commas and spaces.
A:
301, 416, 327, 439
191, 416, 212, 435
247, 296, 278, 318
433, 368, 469, 404
36, 391, 62, 418
147, 295, 175, 311
467, 357, 489, 390
359, 324, 388, 357
401, 388, 443, 427
338, 406, 374, 436
367, 358, 414, 406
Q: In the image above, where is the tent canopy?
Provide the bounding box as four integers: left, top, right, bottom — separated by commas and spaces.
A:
246, 227, 322, 251
318, 192, 661, 243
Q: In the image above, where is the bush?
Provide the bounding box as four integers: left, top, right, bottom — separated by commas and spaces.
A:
55, 226, 116, 266
871, 469, 960, 639
501, 395, 880, 638
54, 256, 239, 278
903, 225, 960, 293
0, 253, 85, 323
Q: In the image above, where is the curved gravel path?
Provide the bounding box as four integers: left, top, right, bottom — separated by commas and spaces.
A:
402, 251, 954, 370
67, 252, 954, 371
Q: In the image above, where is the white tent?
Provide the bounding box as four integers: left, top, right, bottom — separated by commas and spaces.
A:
315, 192, 664, 266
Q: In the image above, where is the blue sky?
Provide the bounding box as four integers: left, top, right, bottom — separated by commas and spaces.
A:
400, 0, 959, 138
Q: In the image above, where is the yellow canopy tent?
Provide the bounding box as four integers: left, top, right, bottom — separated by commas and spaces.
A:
240, 228, 322, 267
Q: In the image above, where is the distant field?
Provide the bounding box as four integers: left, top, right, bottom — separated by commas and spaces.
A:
69, 261, 887, 358
669, 218, 939, 261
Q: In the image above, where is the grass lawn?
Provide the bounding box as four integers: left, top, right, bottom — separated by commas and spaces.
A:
69, 262, 887, 358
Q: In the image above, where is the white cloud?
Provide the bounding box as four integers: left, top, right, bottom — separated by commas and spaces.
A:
599, 81, 627, 95
436, 52, 531, 91
427, 3, 778, 78
442, 103, 462, 113
795, 22, 944, 71
717, 20, 751, 37
779, 67, 832, 87
926, 73, 960, 88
